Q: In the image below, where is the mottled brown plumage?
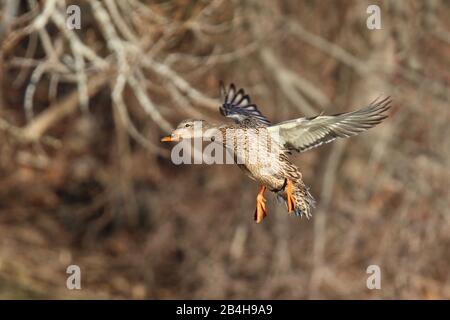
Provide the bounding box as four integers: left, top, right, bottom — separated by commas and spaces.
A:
214, 118, 315, 221
162, 83, 391, 223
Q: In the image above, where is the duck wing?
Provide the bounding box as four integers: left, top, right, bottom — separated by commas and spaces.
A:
267, 96, 391, 153
219, 83, 271, 126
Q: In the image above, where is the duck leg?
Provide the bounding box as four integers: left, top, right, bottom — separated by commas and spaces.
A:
286, 179, 295, 213
254, 185, 267, 223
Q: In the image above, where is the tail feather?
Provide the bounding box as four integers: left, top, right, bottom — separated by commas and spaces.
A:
292, 184, 315, 218
277, 181, 315, 218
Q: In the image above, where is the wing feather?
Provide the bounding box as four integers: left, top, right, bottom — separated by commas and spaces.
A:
268, 97, 391, 152
219, 83, 271, 126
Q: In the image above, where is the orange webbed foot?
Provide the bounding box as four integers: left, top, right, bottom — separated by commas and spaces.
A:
286, 179, 295, 213
254, 186, 267, 223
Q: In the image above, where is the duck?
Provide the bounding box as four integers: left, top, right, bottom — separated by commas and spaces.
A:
161, 83, 391, 223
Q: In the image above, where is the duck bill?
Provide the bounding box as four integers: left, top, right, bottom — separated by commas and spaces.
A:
161, 134, 180, 142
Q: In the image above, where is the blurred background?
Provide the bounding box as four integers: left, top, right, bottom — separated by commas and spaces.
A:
0, 0, 449, 299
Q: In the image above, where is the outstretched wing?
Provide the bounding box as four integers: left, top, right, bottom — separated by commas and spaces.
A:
268, 97, 391, 152
219, 83, 271, 126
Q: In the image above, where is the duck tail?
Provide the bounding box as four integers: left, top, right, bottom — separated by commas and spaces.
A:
292, 181, 315, 218
277, 179, 315, 218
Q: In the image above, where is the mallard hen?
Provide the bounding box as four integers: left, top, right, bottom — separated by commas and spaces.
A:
162, 83, 391, 223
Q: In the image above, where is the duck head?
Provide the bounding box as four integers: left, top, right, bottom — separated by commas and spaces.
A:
161, 119, 211, 142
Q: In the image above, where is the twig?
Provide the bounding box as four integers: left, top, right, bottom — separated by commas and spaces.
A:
21, 71, 111, 141
287, 20, 369, 75
260, 49, 327, 115
309, 141, 347, 298
143, 57, 218, 110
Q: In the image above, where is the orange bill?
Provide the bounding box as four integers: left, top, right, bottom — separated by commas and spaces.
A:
161, 136, 173, 142
161, 134, 180, 142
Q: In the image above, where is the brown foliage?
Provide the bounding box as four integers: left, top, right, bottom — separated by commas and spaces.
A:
0, 0, 449, 299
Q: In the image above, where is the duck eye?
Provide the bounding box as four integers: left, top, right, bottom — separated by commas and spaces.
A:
185, 123, 191, 128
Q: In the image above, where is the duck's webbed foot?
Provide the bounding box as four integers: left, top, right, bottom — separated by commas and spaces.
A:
254, 185, 267, 223
286, 179, 295, 213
